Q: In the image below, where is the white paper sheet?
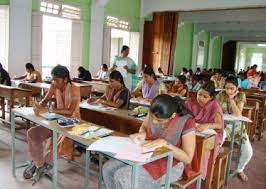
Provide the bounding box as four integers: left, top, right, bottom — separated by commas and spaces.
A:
87, 136, 153, 162
80, 101, 117, 111
223, 114, 252, 123
196, 129, 217, 137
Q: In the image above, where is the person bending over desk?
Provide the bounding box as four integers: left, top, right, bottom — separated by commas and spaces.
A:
77, 66, 92, 81
89, 70, 130, 109
23, 65, 80, 182
0, 63, 11, 86
103, 94, 196, 189
186, 81, 224, 179
168, 75, 188, 97
13, 63, 42, 83
132, 65, 166, 100
217, 76, 253, 182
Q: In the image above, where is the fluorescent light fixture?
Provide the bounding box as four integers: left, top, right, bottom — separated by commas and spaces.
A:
257, 44, 266, 47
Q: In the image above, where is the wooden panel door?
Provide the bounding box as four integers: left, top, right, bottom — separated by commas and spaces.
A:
221, 41, 237, 71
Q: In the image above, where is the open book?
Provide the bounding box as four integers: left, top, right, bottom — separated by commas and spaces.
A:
88, 136, 155, 162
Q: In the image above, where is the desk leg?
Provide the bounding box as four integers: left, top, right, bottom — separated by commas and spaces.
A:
164, 153, 173, 189
9, 98, 14, 122
11, 111, 16, 177
235, 121, 244, 173
84, 150, 90, 189
132, 165, 139, 189
52, 131, 58, 189
98, 153, 103, 189
225, 121, 236, 185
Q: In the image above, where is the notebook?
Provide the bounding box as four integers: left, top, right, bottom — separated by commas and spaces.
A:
40, 112, 65, 120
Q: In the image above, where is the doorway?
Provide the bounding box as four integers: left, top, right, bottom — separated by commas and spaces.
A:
42, 15, 72, 79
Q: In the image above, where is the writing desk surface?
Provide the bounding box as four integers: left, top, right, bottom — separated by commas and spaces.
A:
12, 107, 124, 146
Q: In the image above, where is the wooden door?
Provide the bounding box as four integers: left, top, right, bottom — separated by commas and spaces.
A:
221, 41, 237, 71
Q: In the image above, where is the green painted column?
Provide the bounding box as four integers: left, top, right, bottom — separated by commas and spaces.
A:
174, 22, 194, 75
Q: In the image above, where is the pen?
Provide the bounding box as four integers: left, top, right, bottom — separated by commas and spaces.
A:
81, 127, 102, 136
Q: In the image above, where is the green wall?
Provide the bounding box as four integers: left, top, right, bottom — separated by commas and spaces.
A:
31, 0, 91, 68
0, 0, 9, 5
105, 0, 141, 32
174, 23, 194, 75
211, 36, 222, 69
245, 47, 266, 71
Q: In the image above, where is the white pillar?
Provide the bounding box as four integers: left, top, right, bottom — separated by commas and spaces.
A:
8, 0, 32, 77
89, 0, 109, 75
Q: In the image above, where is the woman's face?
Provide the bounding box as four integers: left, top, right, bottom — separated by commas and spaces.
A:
197, 89, 212, 106
52, 76, 66, 90
109, 78, 120, 89
143, 74, 154, 84
225, 82, 237, 96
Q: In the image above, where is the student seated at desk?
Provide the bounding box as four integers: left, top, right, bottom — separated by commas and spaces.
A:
103, 94, 196, 189
211, 69, 225, 89
77, 66, 92, 81
23, 65, 80, 181
187, 74, 203, 92
157, 67, 165, 76
96, 64, 108, 80
238, 72, 251, 89
0, 63, 11, 86
13, 63, 42, 83
186, 81, 224, 179
89, 70, 130, 109
168, 75, 188, 97
217, 76, 253, 182
132, 65, 166, 100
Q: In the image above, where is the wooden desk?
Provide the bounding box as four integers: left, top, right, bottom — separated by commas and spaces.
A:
243, 106, 256, 141
0, 84, 32, 122
83, 81, 109, 94
80, 103, 216, 170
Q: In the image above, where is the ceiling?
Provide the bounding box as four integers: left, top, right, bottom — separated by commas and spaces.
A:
179, 8, 266, 42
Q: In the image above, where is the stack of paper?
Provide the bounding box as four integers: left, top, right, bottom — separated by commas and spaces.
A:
88, 136, 154, 162
196, 129, 217, 137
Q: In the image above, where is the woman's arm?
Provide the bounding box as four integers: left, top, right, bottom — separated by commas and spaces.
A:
197, 112, 223, 132
230, 99, 244, 116
166, 131, 196, 164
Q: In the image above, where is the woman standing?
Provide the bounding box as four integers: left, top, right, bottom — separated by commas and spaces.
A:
112, 45, 138, 91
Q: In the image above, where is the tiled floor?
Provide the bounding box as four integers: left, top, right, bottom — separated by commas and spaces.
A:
0, 120, 265, 189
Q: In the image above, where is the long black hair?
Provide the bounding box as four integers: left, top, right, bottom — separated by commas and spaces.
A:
25, 63, 35, 71
200, 80, 216, 97
51, 65, 71, 83
143, 65, 157, 80
225, 75, 238, 87
150, 94, 189, 119
109, 70, 125, 87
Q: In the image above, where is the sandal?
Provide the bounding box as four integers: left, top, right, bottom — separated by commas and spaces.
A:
32, 163, 52, 185
23, 161, 36, 180
237, 172, 248, 182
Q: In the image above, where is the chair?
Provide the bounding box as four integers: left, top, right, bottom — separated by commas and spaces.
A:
211, 147, 230, 189
246, 98, 260, 142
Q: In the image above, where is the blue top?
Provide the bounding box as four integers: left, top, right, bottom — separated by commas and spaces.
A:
238, 78, 251, 89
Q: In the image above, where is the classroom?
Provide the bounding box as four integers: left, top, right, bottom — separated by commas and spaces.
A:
0, 0, 266, 189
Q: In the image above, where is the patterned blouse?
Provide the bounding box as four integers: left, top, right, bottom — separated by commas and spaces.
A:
216, 91, 248, 143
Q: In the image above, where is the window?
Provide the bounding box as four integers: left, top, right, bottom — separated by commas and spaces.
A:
40, 1, 81, 20
106, 16, 129, 30
196, 41, 205, 69
251, 53, 263, 71
0, 6, 9, 70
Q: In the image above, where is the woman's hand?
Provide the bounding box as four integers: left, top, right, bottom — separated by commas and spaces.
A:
33, 102, 46, 116
142, 139, 167, 151
129, 132, 146, 144
196, 124, 209, 132
229, 90, 239, 100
